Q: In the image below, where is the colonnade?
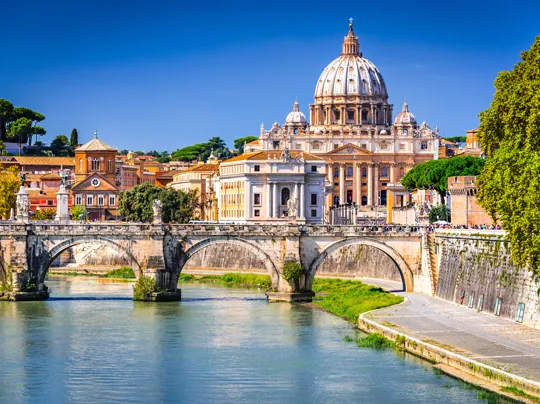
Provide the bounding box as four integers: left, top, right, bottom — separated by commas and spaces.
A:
266, 182, 305, 219
326, 162, 413, 207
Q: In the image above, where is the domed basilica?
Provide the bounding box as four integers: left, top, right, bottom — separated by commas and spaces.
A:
247, 21, 440, 208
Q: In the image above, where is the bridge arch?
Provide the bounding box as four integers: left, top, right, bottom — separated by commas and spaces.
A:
180, 236, 280, 288
307, 238, 414, 292
39, 236, 142, 284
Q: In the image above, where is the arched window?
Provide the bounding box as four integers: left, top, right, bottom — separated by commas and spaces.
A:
399, 167, 405, 178
347, 166, 353, 177
91, 158, 100, 171
403, 129, 409, 136
281, 188, 290, 205
361, 196, 368, 206
79, 159, 82, 171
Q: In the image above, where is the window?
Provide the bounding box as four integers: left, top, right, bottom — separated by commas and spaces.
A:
79, 159, 82, 171
281, 188, 290, 205
347, 166, 353, 177
254, 209, 260, 217
311, 193, 318, 206
346, 190, 353, 203
361, 168, 367, 178
334, 168, 339, 178
399, 143, 405, 151
47, 200, 53, 206
108, 160, 113, 171
403, 129, 409, 136
311, 165, 317, 172
333, 144, 339, 150
295, 143, 301, 150
347, 110, 355, 122
467, 292, 475, 308
494, 297, 503, 316
311, 209, 317, 217
75, 195, 82, 205
254, 193, 261, 206
97, 195, 104, 205
381, 143, 388, 150
91, 158, 100, 170
381, 167, 388, 178
421, 141, 428, 150
362, 110, 368, 121
273, 141, 280, 149
361, 144, 367, 149
361, 196, 367, 206
254, 165, 260, 172
516, 303, 525, 323
109, 195, 116, 206
477, 294, 484, 311
312, 143, 320, 150
87, 195, 94, 205
334, 110, 340, 121
399, 167, 405, 178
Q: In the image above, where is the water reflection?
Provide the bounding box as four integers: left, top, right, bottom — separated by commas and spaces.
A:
0, 276, 510, 404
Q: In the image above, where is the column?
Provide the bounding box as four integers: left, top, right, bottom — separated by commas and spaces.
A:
267, 183, 273, 218
355, 163, 362, 205
374, 164, 379, 206
245, 180, 251, 220
339, 164, 345, 205
272, 183, 278, 218
367, 163, 373, 206
299, 182, 305, 218
390, 163, 395, 184
294, 182, 299, 202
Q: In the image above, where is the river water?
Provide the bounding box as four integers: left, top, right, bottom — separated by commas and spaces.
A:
0, 276, 503, 404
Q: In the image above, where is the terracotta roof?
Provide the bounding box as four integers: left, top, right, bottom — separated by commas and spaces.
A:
14, 156, 75, 166
246, 140, 259, 146
156, 169, 184, 179
184, 164, 220, 172
40, 173, 61, 180
26, 189, 57, 197
76, 136, 116, 151
24, 174, 43, 182
223, 150, 323, 163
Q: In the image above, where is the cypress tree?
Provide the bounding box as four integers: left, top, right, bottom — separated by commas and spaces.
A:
69, 128, 78, 154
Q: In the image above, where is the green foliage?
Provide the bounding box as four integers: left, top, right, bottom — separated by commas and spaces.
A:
50, 135, 69, 156
444, 136, 467, 144
234, 136, 258, 153
21, 278, 37, 292
0, 99, 14, 141
179, 273, 272, 289
70, 205, 86, 220
133, 275, 160, 300
103, 266, 136, 279
119, 183, 200, 223
32, 209, 56, 220
0, 269, 13, 292
69, 128, 78, 154
356, 333, 395, 349
282, 262, 303, 284
477, 37, 540, 275
501, 386, 540, 402
311, 278, 404, 322
171, 136, 232, 162
401, 156, 485, 197
429, 204, 450, 223
0, 165, 19, 219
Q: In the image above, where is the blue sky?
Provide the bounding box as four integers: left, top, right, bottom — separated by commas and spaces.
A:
1, 0, 538, 152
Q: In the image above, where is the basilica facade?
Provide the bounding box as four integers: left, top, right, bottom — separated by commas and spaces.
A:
246, 22, 440, 210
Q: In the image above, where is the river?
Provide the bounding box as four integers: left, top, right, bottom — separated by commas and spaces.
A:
0, 276, 506, 403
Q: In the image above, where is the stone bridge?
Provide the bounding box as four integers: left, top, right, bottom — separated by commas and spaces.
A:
0, 223, 433, 301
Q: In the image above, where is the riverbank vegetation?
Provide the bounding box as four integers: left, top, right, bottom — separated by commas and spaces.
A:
178, 273, 272, 288
48, 266, 136, 279
133, 275, 160, 301
344, 333, 396, 349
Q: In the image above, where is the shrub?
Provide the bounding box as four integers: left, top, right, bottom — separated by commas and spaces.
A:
282, 262, 303, 284
133, 275, 160, 301
104, 266, 136, 279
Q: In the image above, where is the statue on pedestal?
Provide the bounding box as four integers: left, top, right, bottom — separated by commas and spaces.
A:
152, 199, 162, 224
287, 197, 298, 218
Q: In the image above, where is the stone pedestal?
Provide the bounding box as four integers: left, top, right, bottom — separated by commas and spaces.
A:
55, 185, 70, 223
16, 186, 29, 223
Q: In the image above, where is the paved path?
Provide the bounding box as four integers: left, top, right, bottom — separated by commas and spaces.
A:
371, 292, 540, 382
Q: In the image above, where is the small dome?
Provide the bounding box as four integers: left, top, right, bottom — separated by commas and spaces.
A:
394, 100, 417, 125
285, 101, 307, 125
380, 129, 388, 135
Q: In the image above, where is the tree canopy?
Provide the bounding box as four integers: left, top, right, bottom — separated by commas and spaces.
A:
401, 156, 485, 198
476, 36, 540, 274
119, 183, 200, 223
234, 136, 258, 153
50, 135, 70, 156
171, 137, 232, 162
0, 165, 19, 219
444, 136, 466, 144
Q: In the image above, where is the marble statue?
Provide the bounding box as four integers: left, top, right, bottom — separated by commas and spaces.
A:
287, 197, 298, 218
152, 199, 162, 223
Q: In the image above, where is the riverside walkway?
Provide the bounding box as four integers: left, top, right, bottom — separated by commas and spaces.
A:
369, 290, 540, 382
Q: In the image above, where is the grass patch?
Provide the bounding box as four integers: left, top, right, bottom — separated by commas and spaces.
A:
343, 333, 396, 349
311, 278, 404, 322
501, 386, 540, 402
103, 266, 136, 279
179, 273, 272, 289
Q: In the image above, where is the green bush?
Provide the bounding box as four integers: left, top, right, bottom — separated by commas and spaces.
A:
133, 275, 160, 301
282, 262, 303, 283
104, 266, 136, 279
356, 333, 395, 349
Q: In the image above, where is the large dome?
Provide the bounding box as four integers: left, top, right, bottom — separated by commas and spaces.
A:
314, 23, 388, 99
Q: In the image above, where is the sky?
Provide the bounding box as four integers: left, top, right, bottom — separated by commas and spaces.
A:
1, 0, 539, 152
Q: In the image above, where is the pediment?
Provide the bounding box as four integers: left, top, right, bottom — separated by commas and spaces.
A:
326, 143, 373, 155
72, 173, 118, 192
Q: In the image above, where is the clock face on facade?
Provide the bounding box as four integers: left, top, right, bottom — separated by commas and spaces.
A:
91, 178, 101, 188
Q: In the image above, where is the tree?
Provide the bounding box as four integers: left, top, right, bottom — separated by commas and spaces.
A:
429, 204, 450, 224
0, 99, 14, 141
119, 183, 200, 223
401, 156, 485, 202
444, 136, 466, 144
234, 136, 258, 154
0, 165, 20, 219
71, 205, 86, 221
7, 117, 32, 155
50, 135, 70, 156
11, 107, 46, 145
476, 36, 540, 274
32, 209, 56, 220
69, 128, 79, 154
